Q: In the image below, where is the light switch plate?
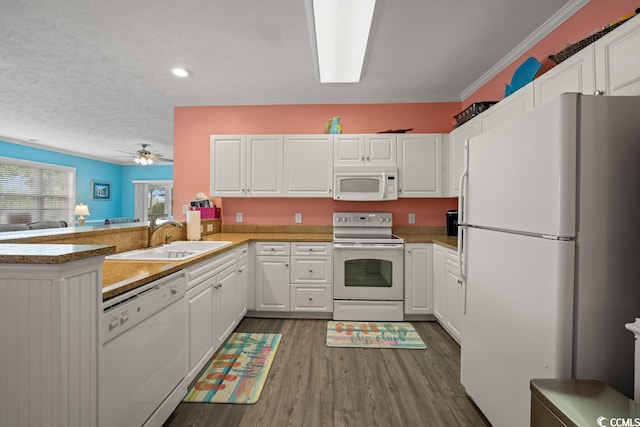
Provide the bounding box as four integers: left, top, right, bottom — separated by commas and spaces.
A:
182, 204, 189, 214
408, 213, 416, 224
295, 213, 302, 224
236, 212, 243, 223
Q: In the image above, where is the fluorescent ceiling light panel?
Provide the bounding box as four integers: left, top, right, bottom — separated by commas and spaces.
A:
313, 0, 376, 83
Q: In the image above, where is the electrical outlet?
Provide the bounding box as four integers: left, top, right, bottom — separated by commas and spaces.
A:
182, 204, 189, 214
236, 212, 243, 223
408, 213, 416, 224
206, 224, 213, 232
295, 213, 302, 224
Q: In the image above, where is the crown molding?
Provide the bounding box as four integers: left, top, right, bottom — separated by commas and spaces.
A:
459, 0, 590, 101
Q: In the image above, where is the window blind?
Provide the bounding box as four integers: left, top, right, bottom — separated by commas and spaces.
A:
0, 156, 75, 224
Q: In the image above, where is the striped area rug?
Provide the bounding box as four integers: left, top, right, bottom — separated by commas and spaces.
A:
326, 321, 427, 349
183, 332, 281, 404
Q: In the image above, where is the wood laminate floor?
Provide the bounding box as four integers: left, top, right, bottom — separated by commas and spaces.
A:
163, 318, 491, 427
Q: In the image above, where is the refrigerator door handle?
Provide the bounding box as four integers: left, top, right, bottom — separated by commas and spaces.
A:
458, 139, 469, 225
458, 225, 467, 283
458, 139, 469, 285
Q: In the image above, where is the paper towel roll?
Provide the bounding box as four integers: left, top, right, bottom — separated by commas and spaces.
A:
187, 210, 201, 241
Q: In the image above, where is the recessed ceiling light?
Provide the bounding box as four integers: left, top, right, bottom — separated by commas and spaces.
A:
312, 0, 376, 83
171, 68, 189, 77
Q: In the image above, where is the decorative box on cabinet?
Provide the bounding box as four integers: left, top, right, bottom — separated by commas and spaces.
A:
397, 134, 443, 197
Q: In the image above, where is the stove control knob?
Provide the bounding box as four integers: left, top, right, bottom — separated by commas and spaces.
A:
379, 218, 384, 222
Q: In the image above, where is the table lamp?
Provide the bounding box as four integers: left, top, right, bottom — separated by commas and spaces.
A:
74, 203, 90, 225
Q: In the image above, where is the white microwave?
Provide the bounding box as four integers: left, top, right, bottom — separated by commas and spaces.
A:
333, 166, 398, 201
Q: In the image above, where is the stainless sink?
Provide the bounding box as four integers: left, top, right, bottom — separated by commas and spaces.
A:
105, 240, 233, 261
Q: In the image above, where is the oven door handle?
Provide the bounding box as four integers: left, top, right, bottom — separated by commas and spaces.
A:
333, 243, 405, 250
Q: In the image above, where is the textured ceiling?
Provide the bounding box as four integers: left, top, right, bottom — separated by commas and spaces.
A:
0, 0, 586, 164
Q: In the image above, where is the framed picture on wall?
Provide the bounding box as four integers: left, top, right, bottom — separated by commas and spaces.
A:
92, 181, 111, 200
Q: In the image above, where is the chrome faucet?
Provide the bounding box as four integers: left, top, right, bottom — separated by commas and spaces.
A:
148, 217, 183, 247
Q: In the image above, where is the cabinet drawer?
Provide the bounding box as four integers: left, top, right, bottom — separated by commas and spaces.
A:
236, 244, 248, 259
256, 241, 291, 256
290, 256, 332, 284
291, 242, 332, 256
290, 285, 332, 312
186, 251, 236, 289
445, 248, 459, 268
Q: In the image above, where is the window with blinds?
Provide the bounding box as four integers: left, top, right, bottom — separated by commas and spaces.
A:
0, 156, 75, 225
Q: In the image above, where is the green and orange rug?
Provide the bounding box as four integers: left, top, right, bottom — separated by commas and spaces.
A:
326, 321, 426, 349
184, 332, 281, 404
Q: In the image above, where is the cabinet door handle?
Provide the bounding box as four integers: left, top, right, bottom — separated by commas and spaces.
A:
285, 263, 289, 267
308, 297, 313, 301
238, 269, 243, 273
309, 269, 313, 273
594, 90, 605, 96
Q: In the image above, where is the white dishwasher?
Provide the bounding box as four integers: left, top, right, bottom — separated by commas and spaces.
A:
102, 270, 187, 427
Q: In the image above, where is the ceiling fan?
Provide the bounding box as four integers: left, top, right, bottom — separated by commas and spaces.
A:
114, 144, 173, 165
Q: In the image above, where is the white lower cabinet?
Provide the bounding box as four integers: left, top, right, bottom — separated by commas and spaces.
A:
185, 249, 245, 384
186, 277, 215, 381
256, 242, 291, 311
404, 243, 434, 315
255, 241, 333, 313
433, 244, 463, 344
214, 265, 238, 348
236, 245, 248, 321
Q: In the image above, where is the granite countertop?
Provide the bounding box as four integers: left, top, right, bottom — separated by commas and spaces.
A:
102, 231, 457, 300
0, 243, 116, 264
101, 232, 333, 299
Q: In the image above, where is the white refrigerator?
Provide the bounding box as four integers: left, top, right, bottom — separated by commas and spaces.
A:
458, 93, 640, 427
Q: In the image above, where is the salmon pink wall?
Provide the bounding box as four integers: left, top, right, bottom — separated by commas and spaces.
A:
464, 0, 636, 106
218, 198, 458, 226
174, 0, 635, 226
174, 103, 460, 225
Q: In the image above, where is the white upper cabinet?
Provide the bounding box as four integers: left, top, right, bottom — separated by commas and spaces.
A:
397, 133, 443, 197
283, 135, 333, 197
210, 135, 283, 197
246, 135, 283, 196
446, 117, 481, 197
481, 83, 535, 132
595, 15, 640, 96
534, 45, 596, 105
334, 134, 397, 166
210, 135, 245, 196
366, 134, 397, 165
